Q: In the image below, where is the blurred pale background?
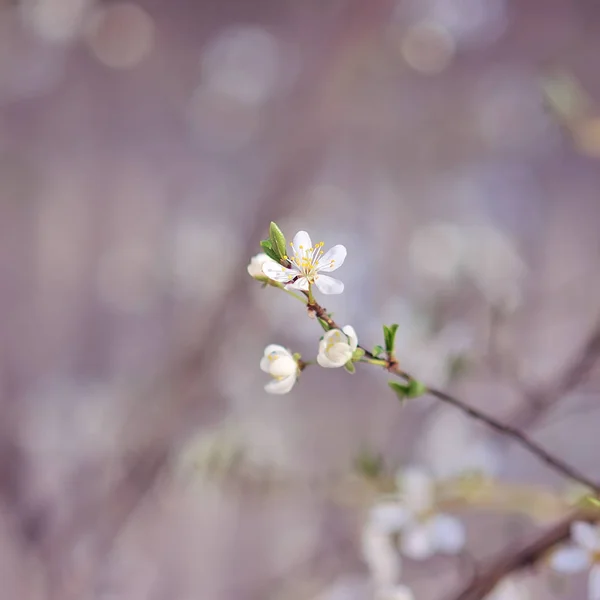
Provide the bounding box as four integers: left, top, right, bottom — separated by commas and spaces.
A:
1, 0, 600, 599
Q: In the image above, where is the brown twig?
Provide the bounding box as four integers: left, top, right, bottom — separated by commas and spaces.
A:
511, 322, 600, 432
306, 298, 600, 493
446, 507, 599, 600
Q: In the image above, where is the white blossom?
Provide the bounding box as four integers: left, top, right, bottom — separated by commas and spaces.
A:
261, 230, 346, 294
485, 577, 531, 600
375, 585, 415, 600
317, 325, 358, 368
259, 344, 298, 394
366, 466, 466, 561
361, 523, 403, 591
550, 521, 600, 600
247, 252, 277, 278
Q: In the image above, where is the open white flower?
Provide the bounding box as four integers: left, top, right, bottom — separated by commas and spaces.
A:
317, 325, 358, 368
366, 466, 465, 561
260, 345, 298, 394
261, 230, 346, 294
247, 252, 277, 278
550, 521, 600, 600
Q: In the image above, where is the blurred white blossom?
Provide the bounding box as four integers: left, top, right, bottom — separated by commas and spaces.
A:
260, 344, 298, 394
462, 224, 526, 312
375, 585, 415, 600
366, 466, 465, 560
361, 524, 403, 591
550, 521, 600, 600
201, 26, 283, 105
318, 325, 358, 368
485, 577, 531, 600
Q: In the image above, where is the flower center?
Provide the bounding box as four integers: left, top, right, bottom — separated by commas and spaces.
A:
325, 331, 345, 353
284, 241, 328, 282
268, 353, 297, 379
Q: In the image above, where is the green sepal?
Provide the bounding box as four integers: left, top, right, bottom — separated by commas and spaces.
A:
372, 345, 385, 358
317, 318, 330, 332
269, 222, 287, 260
260, 239, 281, 263
383, 324, 399, 354
343, 360, 355, 374
352, 348, 365, 361
292, 353, 302, 362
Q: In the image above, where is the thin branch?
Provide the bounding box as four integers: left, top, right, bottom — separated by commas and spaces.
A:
511, 321, 600, 431
306, 298, 600, 493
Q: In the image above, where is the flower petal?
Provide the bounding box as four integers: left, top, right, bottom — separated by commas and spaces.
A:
317, 244, 347, 272
572, 522, 600, 552
292, 230, 312, 254
361, 525, 402, 589
342, 325, 358, 351
329, 343, 353, 364
486, 578, 530, 600
264, 344, 288, 356
429, 514, 465, 554
248, 253, 276, 277
269, 355, 297, 378
550, 546, 590, 573
375, 585, 415, 600
265, 374, 296, 394
315, 274, 344, 294
288, 277, 310, 291
589, 564, 600, 600
400, 523, 434, 560
317, 352, 343, 368
262, 261, 296, 282
368, 501, 411, 534
398, 466, 434, 513
260, 356, 271, 373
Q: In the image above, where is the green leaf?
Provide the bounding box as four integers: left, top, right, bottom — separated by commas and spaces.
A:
383, 323, 399, 353
448, 354, 469, 381
406, 378, 426, 398
586, 496, 600, 508
388, 381, 411, 401
260, 239, 280, 263
388, 378, 426, 401
344, 361, 355, 374
353, 448, 384, 479
269, 222, 287, 259
372, 345, 385, 358
352, 348, 365, 361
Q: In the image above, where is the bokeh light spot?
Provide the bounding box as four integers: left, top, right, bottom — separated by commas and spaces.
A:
84, 2, 155, 70
401, 22, 455, 74
201, 25, 282, 105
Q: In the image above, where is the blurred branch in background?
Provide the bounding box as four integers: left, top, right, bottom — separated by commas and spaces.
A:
2, 0, 600, 600
26, 2, 400, 599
